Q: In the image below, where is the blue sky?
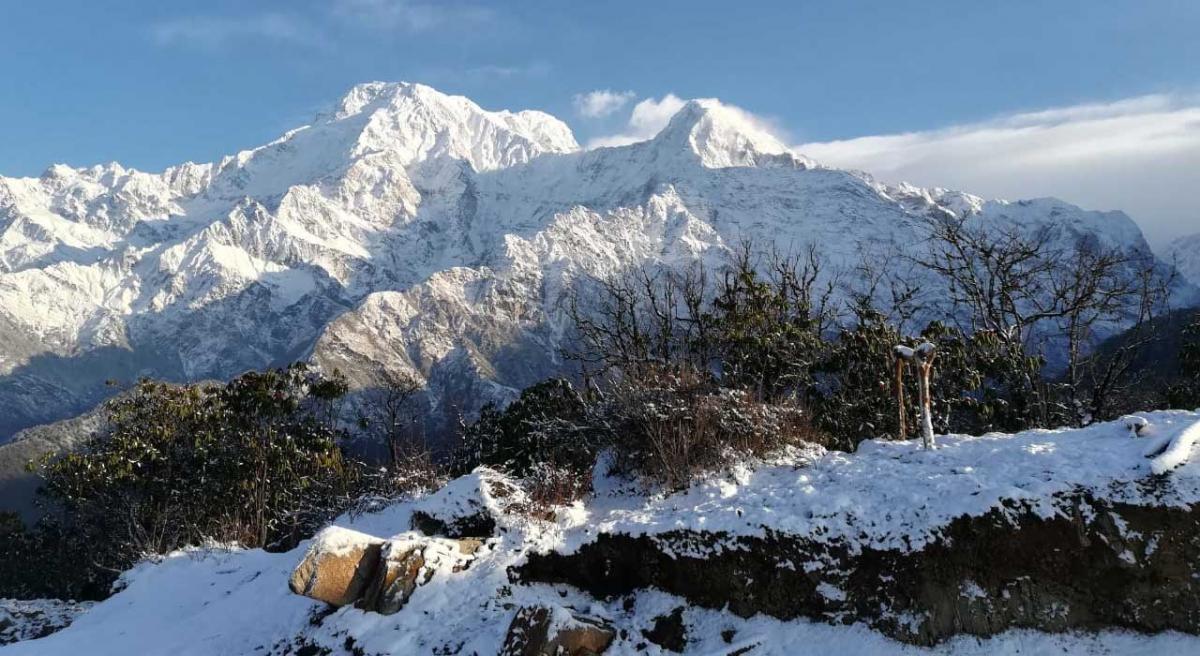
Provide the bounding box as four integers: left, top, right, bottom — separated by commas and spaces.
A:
2, 1, 1198, 243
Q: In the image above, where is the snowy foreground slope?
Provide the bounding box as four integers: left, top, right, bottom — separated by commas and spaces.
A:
6, 411, 1200, 655
0, 81, 1191, 443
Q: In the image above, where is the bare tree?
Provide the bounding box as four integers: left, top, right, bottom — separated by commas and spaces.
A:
1053, 239, 1173, 424
360, 370, 424, 470
916, 217, 1062, 350
564, 260, 713, 382
564, 242, 837, 403
916, 215, 1175, 426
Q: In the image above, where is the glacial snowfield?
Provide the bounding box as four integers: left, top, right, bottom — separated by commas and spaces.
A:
5, 411, 1199, 655
0, 81, 1189, 442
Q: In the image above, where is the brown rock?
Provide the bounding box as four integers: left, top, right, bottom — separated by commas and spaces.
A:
456, 537, 484, 556
358, 541, 429, 615
500, 605, 614, 656
288, 527, 384, 607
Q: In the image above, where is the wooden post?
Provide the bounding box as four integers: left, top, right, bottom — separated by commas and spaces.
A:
893, 355, 907, 439
915, 342, 937, 450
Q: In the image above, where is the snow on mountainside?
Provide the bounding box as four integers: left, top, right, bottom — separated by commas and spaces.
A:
1167, 231, 1200, 287
0, 82, 1187, 442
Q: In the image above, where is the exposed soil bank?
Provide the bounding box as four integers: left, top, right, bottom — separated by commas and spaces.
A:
515, 490, 1200, 645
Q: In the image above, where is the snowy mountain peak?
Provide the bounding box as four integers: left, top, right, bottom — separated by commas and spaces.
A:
317, 81, 579, 168
654, 98, 813, 169
193, 82, 583, 203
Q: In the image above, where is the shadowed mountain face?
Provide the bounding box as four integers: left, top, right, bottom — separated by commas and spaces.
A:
0, 82, 1191, 443
1167, 232, 1200, 288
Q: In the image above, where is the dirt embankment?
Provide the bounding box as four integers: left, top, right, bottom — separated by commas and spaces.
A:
515, 490, 1200, 645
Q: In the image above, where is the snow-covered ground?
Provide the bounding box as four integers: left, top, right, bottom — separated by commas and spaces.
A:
4, 410, 1200, 655
560, 409, 1200, 554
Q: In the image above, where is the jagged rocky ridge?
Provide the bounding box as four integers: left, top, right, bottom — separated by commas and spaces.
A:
0, 82, 1191, 443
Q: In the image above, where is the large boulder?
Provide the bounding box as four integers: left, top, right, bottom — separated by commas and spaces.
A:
500, 605, 614, 656
359, 537, 487, 614
291, 527, 488, 614
288, 527, 384, 607
358, 540, 427, 615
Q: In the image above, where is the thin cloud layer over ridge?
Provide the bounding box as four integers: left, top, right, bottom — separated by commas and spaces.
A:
573, 90, 636, 118
796, 94, 1200, 247
585, 93, 792, 150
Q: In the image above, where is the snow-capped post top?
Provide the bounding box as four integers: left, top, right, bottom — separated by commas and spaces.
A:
893, 343, 935, 364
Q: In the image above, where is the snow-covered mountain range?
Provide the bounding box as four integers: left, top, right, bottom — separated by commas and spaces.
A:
0, 82, 1190, 441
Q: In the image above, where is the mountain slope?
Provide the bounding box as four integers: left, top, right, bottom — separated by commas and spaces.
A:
1167, 231, 1200, 287
0, 82, 1187, 442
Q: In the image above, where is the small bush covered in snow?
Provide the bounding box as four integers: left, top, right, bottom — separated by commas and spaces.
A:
596, 366, 820, 490
454, 367, 821, 494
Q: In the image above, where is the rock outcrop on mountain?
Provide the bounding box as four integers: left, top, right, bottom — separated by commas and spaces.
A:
0, 82, 1189, 443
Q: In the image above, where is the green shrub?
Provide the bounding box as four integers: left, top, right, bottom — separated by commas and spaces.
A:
18, 364, 370, 599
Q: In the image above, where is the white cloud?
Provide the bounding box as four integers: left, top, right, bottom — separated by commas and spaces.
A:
150, 13, 320, 48
331, 0, 493, 32
586, 94, 687, 149
585, 94, 792, 152
573, 90, 636, 118
796, 94, 1200, 247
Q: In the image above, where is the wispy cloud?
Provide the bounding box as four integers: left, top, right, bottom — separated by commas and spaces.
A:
796, 94, 1200, 247
573, 90, 635, 118
585, 93, 790, 151
330, 0, 494, 32
149, 13, 322, 49
463, 62, 552, 79
151, 1, 496, 51
586, 94, 688, 148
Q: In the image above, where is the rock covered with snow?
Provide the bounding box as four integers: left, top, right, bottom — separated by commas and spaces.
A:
499, 605, 615, 656
1144, 417, 1200, 475
288, 527, 384, 607
289, 524, 489, 615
